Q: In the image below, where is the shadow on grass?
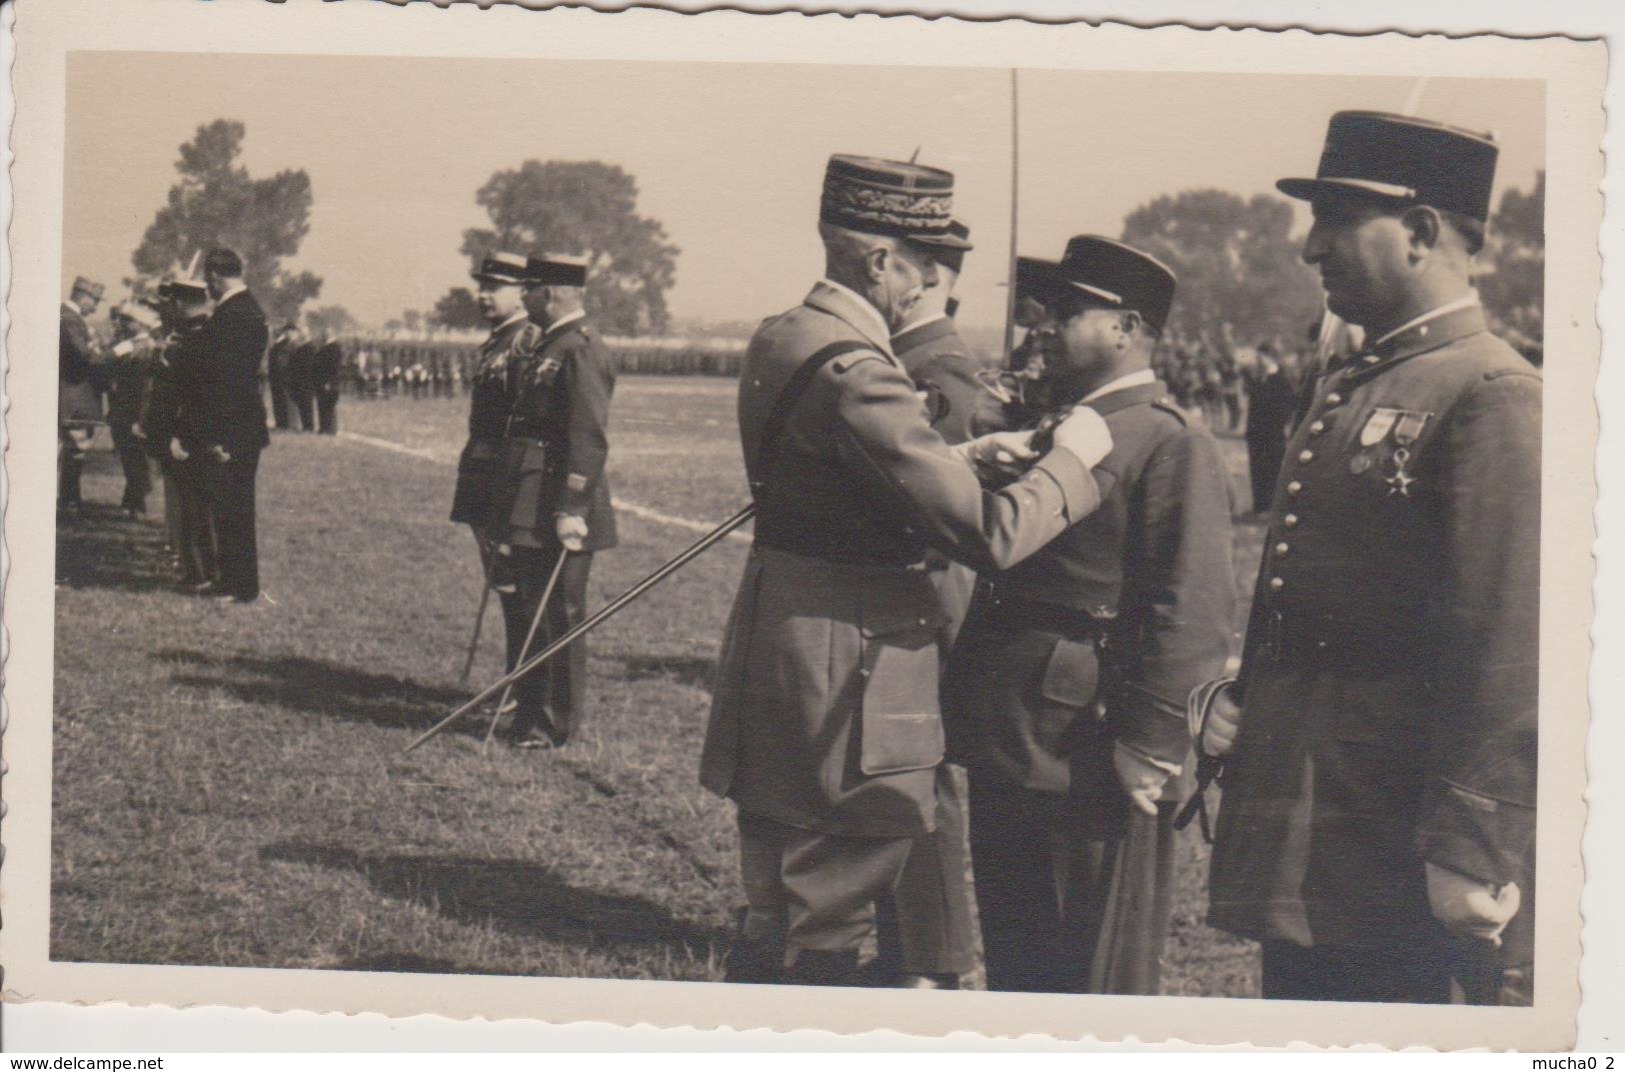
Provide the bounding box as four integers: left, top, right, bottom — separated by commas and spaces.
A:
54, 502, 178, 593
617, 653, 716, 691
260, 841, 725, 968
153, 648, 486, 739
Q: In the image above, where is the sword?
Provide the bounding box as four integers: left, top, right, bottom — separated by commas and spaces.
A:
458, 536, 497, 685
405, 503, 756, 755
483, 546, 571, 749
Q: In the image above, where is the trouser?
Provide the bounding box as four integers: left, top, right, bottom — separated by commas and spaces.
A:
201, 448, 262, 599
969, 777, 1176, 995
733, 810, 914, 985
498, 542, 593, 745
111, 422, 152, 511
175, 456, 219, 585
268, 368, 293, 429
58, 425, 93, 506
1262, 933, 1470, 1004
1247, 436, 1284, 514
290, 384, 315, 431
316, 387, 339, 434
159, 465, 185, 555
870, 762, 978, 982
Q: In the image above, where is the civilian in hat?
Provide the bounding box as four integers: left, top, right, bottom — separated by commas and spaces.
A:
942, 236, 1236, 994
59, 276, 112, 514
183, 248, 271, 603
867, 216, 993, 990
700, 154, 1115, 987
152, 275, 221, 589
482, 253, 618, 750
1201, 111, 1540, 1004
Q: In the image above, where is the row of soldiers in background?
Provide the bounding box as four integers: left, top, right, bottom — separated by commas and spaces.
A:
702, 110, 1537, 1005
59, 249, 273, 603
267, 324, 344, 434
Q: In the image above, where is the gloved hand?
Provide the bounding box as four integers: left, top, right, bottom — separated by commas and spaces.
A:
1113, 741, 1181, 817
1049, 406, 1114, 468
951, 430, 1038, 477
1201, 685, 1243, 759
131, 422, 146, 441
490, 543, 517, 594
556, 514, 588, 553
169, 437, 189, 462
1426, 863, 1521, 945
210, 444, 232, 463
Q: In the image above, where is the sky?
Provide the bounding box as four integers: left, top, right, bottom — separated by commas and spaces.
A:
62, 53, 1544, 333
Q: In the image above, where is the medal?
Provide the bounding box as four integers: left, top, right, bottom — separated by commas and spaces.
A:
1384, 411, 1431, 497
1360, 408, 1399, 447
1349, 454, 1373, 474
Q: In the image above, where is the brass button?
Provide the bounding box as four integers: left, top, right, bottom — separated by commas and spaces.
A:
1286, 480, 1302, 495
1283, 514, 1299, 529
1326, 392, 1343, 406
1298, 449, 1314, 463
1275, 542, 1289, 555
1269, 576, 1285, 591
1309, 420, 1325, 435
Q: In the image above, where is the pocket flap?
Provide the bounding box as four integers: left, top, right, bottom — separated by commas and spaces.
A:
1040, 636, 1100, 710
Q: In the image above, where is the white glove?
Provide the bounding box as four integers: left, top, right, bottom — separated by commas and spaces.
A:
1426, 863, 1521, 945
1049, 407, 1114, 468
556, 514, 588, 552
1113, 741, 1181, 817
951, 430, 1038, 473
210, 444, 232, 463
169, 437, 189, 462
131, 422, 146, 441
1201, 686, 1243, 758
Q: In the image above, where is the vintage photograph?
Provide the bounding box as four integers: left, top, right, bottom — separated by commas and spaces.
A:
4, 0, 1603, 1051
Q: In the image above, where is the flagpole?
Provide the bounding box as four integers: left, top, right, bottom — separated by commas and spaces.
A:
1002, 67, 1020, 362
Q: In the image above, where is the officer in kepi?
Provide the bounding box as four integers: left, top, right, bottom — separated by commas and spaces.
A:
59, 275, 112, 515
944, 236, 1236, 994
490, 252, 618, 750
1199, 111, 1541, 1004
701, 153, 1116, 987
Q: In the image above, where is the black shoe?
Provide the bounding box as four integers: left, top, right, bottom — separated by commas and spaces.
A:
783, 949, 862, 988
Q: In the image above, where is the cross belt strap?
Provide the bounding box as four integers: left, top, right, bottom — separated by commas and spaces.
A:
751, 340, 875, 499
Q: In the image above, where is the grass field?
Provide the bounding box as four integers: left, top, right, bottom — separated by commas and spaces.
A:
51, 377, 1264, 996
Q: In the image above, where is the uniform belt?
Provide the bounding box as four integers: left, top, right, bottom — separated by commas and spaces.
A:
502, 415, 553, 441
978, 587, 1114, 642
1255, 609, 1425, 665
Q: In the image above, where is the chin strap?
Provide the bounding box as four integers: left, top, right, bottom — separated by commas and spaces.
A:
1173, 676, 1238, 843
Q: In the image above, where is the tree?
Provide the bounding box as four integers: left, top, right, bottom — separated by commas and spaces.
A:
1120, 190, 1325, 352
132, 119, 322, 325
460, 160, 679, 335
305, 304, 358, 339
401, 309, 423, 336
431, 287, 486, 332
1477, 171, 1544, 363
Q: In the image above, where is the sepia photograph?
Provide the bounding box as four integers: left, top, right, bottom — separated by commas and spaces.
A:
2, 0, 1605, 1052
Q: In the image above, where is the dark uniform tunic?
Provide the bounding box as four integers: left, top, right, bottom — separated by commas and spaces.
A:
107, 326, 156, 514
59, 302, 106, 508
1208, 302, 1540, 1003
945, 377, 1236, 994
452, 314, 537, 531
702, 281, 1102, 963
488, 312, 618, 747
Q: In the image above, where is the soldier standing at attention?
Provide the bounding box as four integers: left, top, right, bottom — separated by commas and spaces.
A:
313, 333, 344, 435
267, 323, 300, 431
701, 154, 1115, 987
490, 253, 618, 750
107, 301, 161, 518
1200, 112, 1540, 1004
59, 276, 111, 514
944, 236, 1236, 994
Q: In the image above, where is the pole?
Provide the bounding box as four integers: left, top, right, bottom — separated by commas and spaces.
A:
483, 547, 571, 748
404, 503, 757, 755
458, 540, 497, 685
1002, 67, 1021, 362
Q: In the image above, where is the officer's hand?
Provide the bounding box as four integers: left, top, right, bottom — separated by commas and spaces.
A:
210, 444, 232, 464
556, 514, 588, 553
1202, 686, 1243, 759
131, 422, 146, 441
1426, 863, 1521, 945
952, 430, 1037, 473
169, 437, 189, 462
1049, 406, 1113, 468
1113, 741, 1180, 817
490, 544, 517, 594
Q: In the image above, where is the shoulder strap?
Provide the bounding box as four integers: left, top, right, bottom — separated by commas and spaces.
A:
751, 340, 874, 496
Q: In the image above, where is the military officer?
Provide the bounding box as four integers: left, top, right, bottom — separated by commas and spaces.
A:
869, 216, 987, 990
944, 236, 1236, 994
490, 253, 618, 750
59, 276, 112, 513
1201, 112, 1540, 1004
701, 154, 1115, 987
152, 274, 222, 590
107, 300, 162, 518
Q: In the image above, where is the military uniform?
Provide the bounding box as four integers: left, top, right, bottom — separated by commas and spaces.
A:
1208, 111, 1540, 1005
452, 311, 537, 532
490, 303, 618, 748
946, 237, 1236, 994
106, 306, 157, 516
702, 153, 1102, 986
59, 288, 107, 510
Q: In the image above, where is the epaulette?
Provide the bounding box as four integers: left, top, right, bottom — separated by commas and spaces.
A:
1151, 397, 1190, 425
1483, 365, 1541, 384
828, 349, 886, 375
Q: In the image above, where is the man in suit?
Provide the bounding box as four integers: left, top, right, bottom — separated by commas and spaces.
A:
487, 253, 618, 750
267, 323, 300, 431
286, 329, 317, 432
156, 275, 221, 589
59, 276, 111, 513
313, 334, 344, 435
701, 154, 1115, 987
944, 236, 1236, 994
1201, 111, 1540, 1004
179, 248, 271, 603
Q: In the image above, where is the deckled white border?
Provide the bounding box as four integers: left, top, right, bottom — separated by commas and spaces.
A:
3, 0, 1612, 1052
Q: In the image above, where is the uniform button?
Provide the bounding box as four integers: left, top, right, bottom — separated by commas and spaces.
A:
1326, 392, 1343, 406
1286, 480, 1302, 495
917, 617, 929, 626
1269, 577, 1285, 591
1275, 542, 1289, 555
1298, 449, 1314, 463
1363, 355, 1379, 366
859, 667, 871, 678
1309, 420, 1325, 435
1283, 514, 1299, 529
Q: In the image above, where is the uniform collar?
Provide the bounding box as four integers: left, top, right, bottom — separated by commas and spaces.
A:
62, 301, 84, 321
488, 310, 529, 338
1367, 293, 1480, 352
1342, 299, 1489, 385
216, 281, 249, 306
891, 313, 958, 356
540, 310, 587, 346
808, 279, 894, 357
1081, 367, 1157, 403
1081, 377, 1168, 418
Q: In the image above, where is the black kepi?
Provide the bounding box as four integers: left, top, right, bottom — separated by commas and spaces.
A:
1017, 235, 1178, 334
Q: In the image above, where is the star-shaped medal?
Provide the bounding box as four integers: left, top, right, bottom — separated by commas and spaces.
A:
1386, 469, 1416, 497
